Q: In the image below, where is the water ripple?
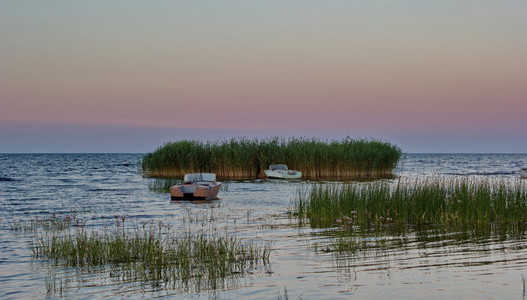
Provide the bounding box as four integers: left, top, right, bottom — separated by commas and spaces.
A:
1, 153, 527, 299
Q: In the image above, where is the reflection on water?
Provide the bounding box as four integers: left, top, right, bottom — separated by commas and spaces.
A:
319, 223, 527, 265
40, 258, 262, 298
1, 153, 527, 299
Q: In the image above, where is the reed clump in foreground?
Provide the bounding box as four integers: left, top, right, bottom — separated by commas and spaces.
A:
31, 220, 271, 287
141, 137, 401, 180
295, 178, 527, 228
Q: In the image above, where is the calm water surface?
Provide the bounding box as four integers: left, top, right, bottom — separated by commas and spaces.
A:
1, 153, 527, 299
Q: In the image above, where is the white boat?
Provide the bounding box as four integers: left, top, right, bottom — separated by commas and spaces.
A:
520, 168, 527, 179
169, 173, 222, 200
264, 164, 302, 179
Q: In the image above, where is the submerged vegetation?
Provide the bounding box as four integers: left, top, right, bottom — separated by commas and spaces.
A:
29, 216, 272, 291
296, 178, 527, 228
147, 178, 181, 193
141, 137, 402, 180
12, 213, 78, 232
314, 222, 527, 259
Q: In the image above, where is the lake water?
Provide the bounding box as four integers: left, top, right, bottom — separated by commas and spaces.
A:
1, 153, 527, 299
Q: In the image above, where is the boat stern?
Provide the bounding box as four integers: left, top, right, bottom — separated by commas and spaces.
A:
169, 185, 185, 199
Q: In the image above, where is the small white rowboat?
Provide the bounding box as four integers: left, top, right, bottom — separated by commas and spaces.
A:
264, 164, 302, 179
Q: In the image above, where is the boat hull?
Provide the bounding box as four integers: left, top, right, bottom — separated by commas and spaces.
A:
264, 169, 302, 179
169, 182, 221, 200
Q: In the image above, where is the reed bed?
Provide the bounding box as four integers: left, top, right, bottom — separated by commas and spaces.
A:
142, 137, 401, 180
296, 178, 527, 228
30, 219, 271, 287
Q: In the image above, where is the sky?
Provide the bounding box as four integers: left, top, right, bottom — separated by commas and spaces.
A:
1, 1, 526, 153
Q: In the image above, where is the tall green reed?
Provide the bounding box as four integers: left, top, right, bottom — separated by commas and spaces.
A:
296, 178, 527, 228
142, 137, 401, 180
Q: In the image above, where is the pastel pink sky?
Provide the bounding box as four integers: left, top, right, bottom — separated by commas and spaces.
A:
1, 1, 526, 152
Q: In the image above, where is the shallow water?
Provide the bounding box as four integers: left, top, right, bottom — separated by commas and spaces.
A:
1, 153, 527, 299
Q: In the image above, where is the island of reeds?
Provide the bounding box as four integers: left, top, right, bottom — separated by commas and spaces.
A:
142, 137, 402, 180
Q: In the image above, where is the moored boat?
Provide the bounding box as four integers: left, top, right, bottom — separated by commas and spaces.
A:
169, 173, 221, 200
520, 168, 527, 179
264, 164, 302, 179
